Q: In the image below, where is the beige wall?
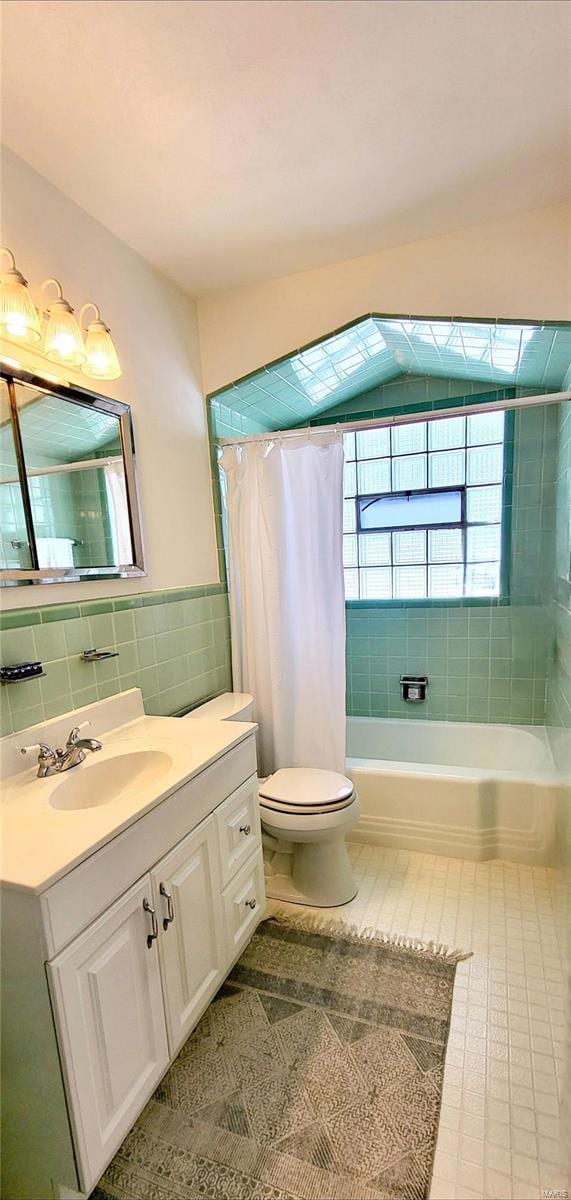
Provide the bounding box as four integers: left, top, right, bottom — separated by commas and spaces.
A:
0, 149, 219, 609
198, 203, 571, 395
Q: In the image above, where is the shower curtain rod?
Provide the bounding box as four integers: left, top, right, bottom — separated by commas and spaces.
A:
217, 390, 570, 447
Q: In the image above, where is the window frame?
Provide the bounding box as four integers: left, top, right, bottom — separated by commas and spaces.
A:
356, 485, 467, 535
343, 409, 513, 606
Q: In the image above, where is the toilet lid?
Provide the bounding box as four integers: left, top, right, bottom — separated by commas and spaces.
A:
259, 767, 354, 808
260, 792, 355, 816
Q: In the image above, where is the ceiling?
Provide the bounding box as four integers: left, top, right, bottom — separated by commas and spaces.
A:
2, 0, 569, 296
213, 317, 571, 427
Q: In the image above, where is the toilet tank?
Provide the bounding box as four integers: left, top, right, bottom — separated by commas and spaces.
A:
183, 692, 254, 722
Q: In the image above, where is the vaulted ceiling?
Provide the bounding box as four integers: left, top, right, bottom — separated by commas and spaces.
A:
211, 316, 571, 428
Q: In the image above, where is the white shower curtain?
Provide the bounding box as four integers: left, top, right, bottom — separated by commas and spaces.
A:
220, 430, 346, 777
104, 461, 132, 565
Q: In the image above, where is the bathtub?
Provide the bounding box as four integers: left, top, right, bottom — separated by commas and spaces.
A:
346, 717, 561, 864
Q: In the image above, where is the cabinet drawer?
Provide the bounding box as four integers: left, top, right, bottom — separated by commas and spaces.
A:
222, 847, 265, 960
215, 774, 261, 886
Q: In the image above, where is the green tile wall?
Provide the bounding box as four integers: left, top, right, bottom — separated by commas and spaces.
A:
0, 585, 232, 736
346, 603, 548, 723
546, 403, 571, 730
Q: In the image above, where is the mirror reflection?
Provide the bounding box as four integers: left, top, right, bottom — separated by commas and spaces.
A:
0, 379, 33, 571
15, 385, 133, 572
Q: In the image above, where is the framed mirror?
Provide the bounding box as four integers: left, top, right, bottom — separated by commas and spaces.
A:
0, 366, 145, 584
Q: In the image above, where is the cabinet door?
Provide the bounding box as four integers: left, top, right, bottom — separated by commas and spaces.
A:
215, 773, 261, 886
47, 876, 168, 1193
152, 815, 225, 1056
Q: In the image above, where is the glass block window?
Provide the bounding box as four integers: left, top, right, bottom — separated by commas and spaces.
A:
343, 412, 506, 600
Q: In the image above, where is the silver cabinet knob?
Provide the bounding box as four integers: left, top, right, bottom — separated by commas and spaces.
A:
239, 824, 251, 836
143, 898, 158, 948
245, 897, 257, 910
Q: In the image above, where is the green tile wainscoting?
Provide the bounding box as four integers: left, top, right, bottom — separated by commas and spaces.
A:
0, 585, 232, 737
346, 603, 549, 724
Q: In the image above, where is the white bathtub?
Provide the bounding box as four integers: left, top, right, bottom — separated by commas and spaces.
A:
346, 717, 560, 864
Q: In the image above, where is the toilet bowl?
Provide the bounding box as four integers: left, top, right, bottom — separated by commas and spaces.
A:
183, 694, 359, 908
259, 768, 360, 907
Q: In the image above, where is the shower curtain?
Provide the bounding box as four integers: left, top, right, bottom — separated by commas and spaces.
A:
104, 461, 132, 565
220, 430, 346, 778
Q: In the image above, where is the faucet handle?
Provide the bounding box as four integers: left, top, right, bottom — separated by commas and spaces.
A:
20, 741, 54, 757
67, 720, 91, 746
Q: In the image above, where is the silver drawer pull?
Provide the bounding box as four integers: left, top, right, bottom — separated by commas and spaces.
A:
159, 883, 174, 930
143, 898, 158, 948
245, 897, 257, 910
239, 824, 251, 836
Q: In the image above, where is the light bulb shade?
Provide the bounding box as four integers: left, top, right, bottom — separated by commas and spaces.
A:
44, 301, 86, 365
0, 269, 41, 344
82, 319, 121, 379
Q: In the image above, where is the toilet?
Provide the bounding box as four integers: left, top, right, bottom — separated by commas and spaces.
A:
184, 692, 359, 907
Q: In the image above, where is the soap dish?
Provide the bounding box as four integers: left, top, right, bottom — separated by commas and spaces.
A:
0, 662, 45, 684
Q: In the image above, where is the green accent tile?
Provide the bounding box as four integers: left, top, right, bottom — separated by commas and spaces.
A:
0, 608, 41, 630
42, 604, 81, 623
80, 599, 115, 617
112, 596, 143, 611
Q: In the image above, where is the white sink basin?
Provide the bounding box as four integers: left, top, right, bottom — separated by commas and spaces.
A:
49, 750, 174, 811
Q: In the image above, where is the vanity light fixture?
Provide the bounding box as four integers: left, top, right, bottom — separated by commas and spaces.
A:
0, 247, 122, 380
42, 278, 86, 366
80, 303, 122, 380
0, 248, 42, 344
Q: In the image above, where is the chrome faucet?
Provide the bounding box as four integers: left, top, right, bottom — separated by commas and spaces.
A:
20, 721, 102, 778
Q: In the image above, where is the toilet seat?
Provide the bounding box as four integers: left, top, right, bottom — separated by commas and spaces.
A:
259, 792, 355, 816
259, 767, 354, 816
261, 763, 355, 801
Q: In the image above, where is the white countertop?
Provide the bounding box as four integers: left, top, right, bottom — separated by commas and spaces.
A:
0, 714, 256, 895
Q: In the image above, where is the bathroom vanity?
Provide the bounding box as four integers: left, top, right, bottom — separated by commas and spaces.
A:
0, 691, 264, 1200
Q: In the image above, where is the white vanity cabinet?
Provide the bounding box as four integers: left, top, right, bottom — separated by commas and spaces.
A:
1, 729, 264, 1200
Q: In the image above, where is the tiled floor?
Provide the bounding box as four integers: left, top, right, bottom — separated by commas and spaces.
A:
267, 842, 569, 1200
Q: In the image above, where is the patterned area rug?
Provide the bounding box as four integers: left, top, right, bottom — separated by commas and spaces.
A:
92, 914, 469, 1200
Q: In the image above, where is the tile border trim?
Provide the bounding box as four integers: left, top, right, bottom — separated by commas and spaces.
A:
0, 583, 228, 630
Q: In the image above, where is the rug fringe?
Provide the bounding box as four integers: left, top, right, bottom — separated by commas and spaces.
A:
264, 906, 473, 964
